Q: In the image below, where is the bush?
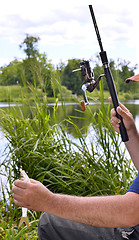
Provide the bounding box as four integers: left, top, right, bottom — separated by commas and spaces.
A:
124, 92, 133, 100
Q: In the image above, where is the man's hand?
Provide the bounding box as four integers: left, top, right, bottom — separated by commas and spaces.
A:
109, 97, 135, 136
12, 179, 53, 212
109, 97, 139, 170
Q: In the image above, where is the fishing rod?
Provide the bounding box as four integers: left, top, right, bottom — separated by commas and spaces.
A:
72, 6, 128, 142
88, 5, 128, 142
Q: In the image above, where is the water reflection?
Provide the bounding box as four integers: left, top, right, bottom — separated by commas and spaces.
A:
49, 100, 139, 137
0, 129, 9, 199
0, 100, 139, 138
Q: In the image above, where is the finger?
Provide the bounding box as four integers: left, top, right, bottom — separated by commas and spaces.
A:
108, 97, 112, 102
119, 102, 129, 113
111, 116, 121, 126
14, 180, 29, 189
30, 179, 38, 184
13, 199, 23, 207
12, 185, 24, 194
13, 193, 24, 202
116, 106, 131, 121
111, 108, 116, 117
12, 185, 19, 194
111, 117, 121, 130
13, 198, 29, 208
109, 97, 129, 113
111, 119, 120, 133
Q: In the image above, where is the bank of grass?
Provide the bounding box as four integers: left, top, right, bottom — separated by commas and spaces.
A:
0, 85, 137, 103
0, 84, 74, 103
86, 88, 139, 102
0, 81, 136, 239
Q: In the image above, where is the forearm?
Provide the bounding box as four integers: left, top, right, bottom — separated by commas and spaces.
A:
45, 192, 139, 228
125, 128, 139, 170
12, 179, 139, 228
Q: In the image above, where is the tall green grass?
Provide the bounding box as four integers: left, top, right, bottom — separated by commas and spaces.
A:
0, 77, 136, 238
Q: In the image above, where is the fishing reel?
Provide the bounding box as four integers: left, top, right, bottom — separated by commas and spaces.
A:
72, 60, 104, 110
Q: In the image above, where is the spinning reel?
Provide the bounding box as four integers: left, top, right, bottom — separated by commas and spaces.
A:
72, 60, 104, 110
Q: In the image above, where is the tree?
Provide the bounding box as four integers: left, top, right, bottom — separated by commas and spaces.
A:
62, 59, 83, 95
56, 60, 66, 84
93, 63, 105, 90
19, 34, 40, 59
36, 53, 55, 96
19, 34, 40, 84
19, 35, 54, 96
92, 57, 138, 94
0, 60, 22, 85
118, 60, 137, 92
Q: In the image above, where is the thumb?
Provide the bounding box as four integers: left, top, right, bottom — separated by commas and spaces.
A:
117, 106, 130, 121
30, 179, 38, 184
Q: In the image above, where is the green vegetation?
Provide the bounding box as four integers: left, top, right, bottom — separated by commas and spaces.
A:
0, 84, 137, 103
0, 201, 39, 239
0, 78, 136, 239
0, 34, 139, 101
0, 85, 73, 103
62, 57, 139, 98
0, 34, 138, 239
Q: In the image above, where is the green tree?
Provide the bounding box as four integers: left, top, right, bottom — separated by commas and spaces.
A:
62, 59, 82, 95
93, 57, 137, 94
118, 60, 137, 92
109, 59, 121, 93
93, 58, 122, 92
0, 60, 22, 85
19, 34, 40, 59
56, 60, 66, 85
93, 63, 105, 90
36, 53, 55, 96
19, 34, 40, 84
19, 35, 54, 96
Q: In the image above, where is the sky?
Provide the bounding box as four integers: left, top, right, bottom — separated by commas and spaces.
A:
0, 0, 139, 73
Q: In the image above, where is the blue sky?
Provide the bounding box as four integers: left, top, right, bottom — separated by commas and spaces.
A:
0, 0, 139, 73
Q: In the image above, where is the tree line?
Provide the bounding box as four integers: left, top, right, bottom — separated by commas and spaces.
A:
0, 34, 138, 97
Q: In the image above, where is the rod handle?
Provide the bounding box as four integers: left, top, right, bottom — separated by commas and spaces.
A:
116, 111, 129, 142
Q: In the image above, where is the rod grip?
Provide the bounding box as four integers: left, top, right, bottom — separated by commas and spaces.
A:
117, 112, 129, 142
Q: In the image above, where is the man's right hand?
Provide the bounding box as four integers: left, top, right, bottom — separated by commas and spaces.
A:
109, 97, 135, 136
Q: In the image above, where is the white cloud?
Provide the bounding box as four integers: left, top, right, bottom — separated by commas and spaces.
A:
0, 0, 139, 68
0, 58, 14, 67
0, 2, 133, 41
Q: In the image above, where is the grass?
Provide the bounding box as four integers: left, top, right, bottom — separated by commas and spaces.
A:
0, 84, 74, 103
0, 84, 137, 103
0, 80, 136, 239
0, 200, 39, 239
0, 85, 29, 102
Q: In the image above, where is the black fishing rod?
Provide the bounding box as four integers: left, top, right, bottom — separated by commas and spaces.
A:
89, 5, 129, 142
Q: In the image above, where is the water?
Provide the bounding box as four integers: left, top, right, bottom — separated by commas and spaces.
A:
0, 100, 139, 199
0, 128, 9, 199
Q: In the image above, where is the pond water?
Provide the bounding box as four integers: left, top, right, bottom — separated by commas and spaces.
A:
0, 100, 139, 199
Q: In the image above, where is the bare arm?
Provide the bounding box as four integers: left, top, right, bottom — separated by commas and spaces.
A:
12, 179, 139, 228
109, 98, 139, 170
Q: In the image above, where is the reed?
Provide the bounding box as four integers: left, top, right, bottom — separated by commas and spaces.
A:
0, 75, 136, 238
